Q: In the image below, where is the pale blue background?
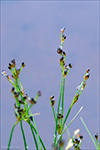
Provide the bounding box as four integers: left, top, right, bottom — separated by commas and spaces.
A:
1, 1, 99, 149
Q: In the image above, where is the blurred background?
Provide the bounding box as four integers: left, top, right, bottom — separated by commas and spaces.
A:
1, 1, 99, 149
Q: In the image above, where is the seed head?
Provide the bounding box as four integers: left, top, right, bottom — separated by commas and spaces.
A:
59, 139, 65, 147
21, 62, 25, 68
1, 70, 6, 76
58, 113, 63, 119
29, 98, 36, 105
86, 68, 90, 73
57, 47, 63, 55
95, 133, 98, 140
50, 100, 55, 107
37, 91, 42, 96
61, 34, 67, 42
68, 63, 73, 68
63, 51, 66, 57
50, 95, 55, 100
11, 87, 15, 93
60, 26, 66, 33
30, 116, 33, 122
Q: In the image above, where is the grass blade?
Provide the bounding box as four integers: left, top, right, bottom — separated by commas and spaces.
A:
80, 117, 98, 149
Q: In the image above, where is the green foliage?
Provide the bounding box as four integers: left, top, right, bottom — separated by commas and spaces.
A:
2, 27, 99, 150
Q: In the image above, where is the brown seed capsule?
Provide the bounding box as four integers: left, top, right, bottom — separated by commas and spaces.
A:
23, 94, 28, 100
21, 90, 25, 95
19, 100, 24, 104
62, 34, 66, 40
84, 74, 90, 80
69, 63, 73, 68
11, 58, 16, 67
86, 69, 90, 73
58, 113, 63, 119
6, 75, 11, 80
14, 91, 20, 98
21, 62, 25, 67
11, 58, 15, 64
57, 124, 62, 134
16, 68, 20, 75
63, 70, 68, 78
95, 133, 98, 140
59, 140, 65, 147
74, 138, 80, 144
17, 108, 24, 114
61, 26, 65, 33
49, 95, 55, 100
30, 116, 33, 122
57, 47, 63, 55
80, 135, 83, 140
37, 91, 42, 96
73, 94, 79, 104
64, 65, 67, 70
14, 103, 17, 109
60, 57, 65, 66
63, 51, 66, 57
2, 70, 6, 76
57, 124, 60, 129
51, 100, 55, 107
11, 87, 15, 93
29, 98, 36, 105
8, 66, 11, 70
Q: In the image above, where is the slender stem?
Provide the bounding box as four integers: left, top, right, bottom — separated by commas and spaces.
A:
52, 107, 56, 122
28, 121, 46, 150
18, 78, 23, 91
97, 139, 100, 150
56, 106, 83, 146
20, 120, 27, 150
54, 73, 63, 145
80, 117, 98, 149
63, 79, 85, 128
28, 121, 39, 150
7, 122, 18, 150
29, 113, 42, 150
62, 107, 71, 129
61, 78, 65, 130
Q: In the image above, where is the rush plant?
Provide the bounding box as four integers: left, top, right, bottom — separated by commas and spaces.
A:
2, 27, 99, 150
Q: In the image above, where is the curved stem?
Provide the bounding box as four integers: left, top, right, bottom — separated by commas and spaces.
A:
7, 122, 18, 150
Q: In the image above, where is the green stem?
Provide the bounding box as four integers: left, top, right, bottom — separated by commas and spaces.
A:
56, 106, 83, 146
61, 78, 65, 130
62, 106, 71, 129
52, 107, 56, 122
7, 122, 18, 150
28, 121, 39, 150
20, 120, 27, 150
80, 117, 98, 149
97, 139, 100, 150
63, 80, 85, 128
28, 121, 46, 150
18, 78, 23, 91
29, 113, 42, 150
54, 73, 63, 145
